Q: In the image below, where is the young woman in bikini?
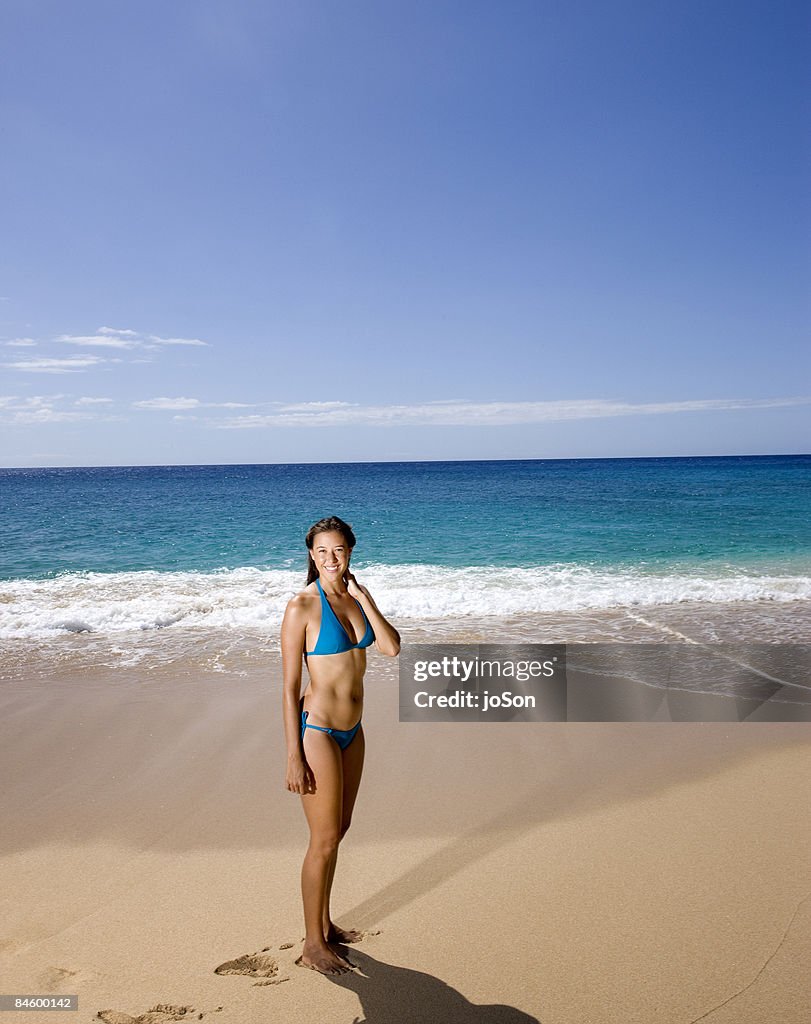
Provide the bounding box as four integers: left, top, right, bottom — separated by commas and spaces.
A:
281, 515, 400, 975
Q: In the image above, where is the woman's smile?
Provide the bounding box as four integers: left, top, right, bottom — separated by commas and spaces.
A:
312, 531, 351, 581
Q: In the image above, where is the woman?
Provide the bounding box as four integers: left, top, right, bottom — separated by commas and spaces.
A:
281, 515, 400, 975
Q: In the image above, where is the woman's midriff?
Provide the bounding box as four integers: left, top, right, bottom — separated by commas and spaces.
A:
302, 648, 366, 730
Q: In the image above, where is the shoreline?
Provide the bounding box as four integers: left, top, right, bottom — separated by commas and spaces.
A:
1, 598, 809, 681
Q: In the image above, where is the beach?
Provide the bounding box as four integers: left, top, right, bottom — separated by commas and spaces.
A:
2, 607, 810, 1024
2, 458, 810, 1021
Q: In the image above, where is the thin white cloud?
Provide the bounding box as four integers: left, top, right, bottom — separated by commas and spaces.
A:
3, 395, 65, 407
98, 326, 139, 337
45, 326, 210, 354
147, 334, 209, 347
3, 355, 107, 373
9, 407, 93, 424
214, 396, 811, 429
0, 394, 103, 424
279, 401, 357, 412
133, 396, 201, 410
132, 397, 254, 410
1, 324, 211, 385
75, 396, 114, 405
57, 333, 138, 349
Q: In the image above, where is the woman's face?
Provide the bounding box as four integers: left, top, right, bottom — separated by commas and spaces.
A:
310, 530, 352, 582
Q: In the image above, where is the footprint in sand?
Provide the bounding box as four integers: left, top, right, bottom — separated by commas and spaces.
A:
39, 963, 103, 990
96, 1005, 222, 1024
213, 931, 381, 985
213, 950, 288, 987
43, 965, 77, 985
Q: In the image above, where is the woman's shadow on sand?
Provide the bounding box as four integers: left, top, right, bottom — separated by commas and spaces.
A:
327, 947, 541, 1023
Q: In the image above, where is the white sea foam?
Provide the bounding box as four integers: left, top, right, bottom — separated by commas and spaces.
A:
1, 563, 809, 641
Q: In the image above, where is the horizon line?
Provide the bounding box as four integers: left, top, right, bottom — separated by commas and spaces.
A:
1, 451, 809, 472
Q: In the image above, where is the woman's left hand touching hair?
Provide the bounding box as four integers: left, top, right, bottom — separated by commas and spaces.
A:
344, 571, 400, 657
344, 571, 368, 600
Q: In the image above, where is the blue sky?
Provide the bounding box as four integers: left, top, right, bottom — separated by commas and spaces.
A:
1, 0, 808, 466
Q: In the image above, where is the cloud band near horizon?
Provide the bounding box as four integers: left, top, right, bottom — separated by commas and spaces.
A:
214, 396, 811, 429
2, 394, 808, 430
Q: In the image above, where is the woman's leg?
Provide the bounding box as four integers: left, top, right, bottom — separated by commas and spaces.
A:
324, 726, 365, 944
299, 729, 353, 974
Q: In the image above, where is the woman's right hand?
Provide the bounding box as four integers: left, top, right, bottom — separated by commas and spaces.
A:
286, 755, 315, 794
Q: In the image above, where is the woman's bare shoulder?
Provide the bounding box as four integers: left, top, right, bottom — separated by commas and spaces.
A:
284, 584, 318, 617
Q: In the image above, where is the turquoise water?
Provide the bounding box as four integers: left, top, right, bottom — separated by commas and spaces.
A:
1, 455, 809, 643
2, 455, 810, 577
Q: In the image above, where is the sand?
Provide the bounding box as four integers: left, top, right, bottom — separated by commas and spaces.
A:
1, 645, 810, 1024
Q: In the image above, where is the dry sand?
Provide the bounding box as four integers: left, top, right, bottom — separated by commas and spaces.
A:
1, 645, 810, 1024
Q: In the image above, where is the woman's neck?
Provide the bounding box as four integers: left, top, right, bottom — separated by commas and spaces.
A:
319, 575, 347, 595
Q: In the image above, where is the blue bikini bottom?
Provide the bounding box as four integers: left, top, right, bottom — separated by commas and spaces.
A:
301, 709, 361, 751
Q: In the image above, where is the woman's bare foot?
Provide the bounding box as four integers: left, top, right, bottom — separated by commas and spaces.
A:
296, 942, 353, 975
326, 923, 364, 944
326, 944, 357, 969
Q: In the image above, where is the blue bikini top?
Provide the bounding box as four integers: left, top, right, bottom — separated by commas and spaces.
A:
306, 577, 375, 657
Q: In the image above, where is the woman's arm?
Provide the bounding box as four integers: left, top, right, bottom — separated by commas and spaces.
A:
346, 573, 401, 657
281, 594, 315, 794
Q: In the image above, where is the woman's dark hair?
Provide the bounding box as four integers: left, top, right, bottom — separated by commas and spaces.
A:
304, 516, 357, 585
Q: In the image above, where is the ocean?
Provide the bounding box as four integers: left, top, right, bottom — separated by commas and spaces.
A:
1, 455, 809, 672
